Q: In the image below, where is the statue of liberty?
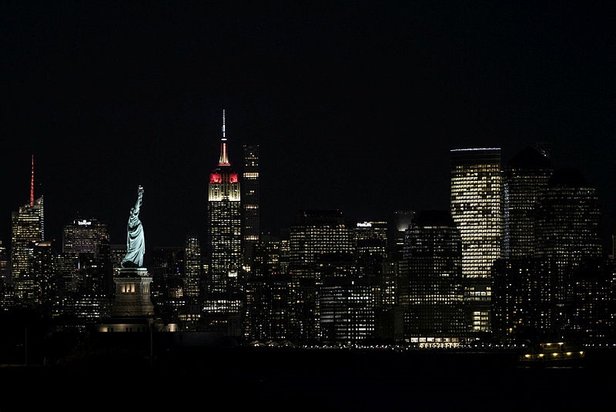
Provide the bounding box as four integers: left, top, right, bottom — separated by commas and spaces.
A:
122, 185, 145, 268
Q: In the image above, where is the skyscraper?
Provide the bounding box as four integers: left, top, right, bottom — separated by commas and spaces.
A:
355, 222, 388, 258
390, 211, 415, 261
242, 144, 260, 268
493, 146, 552, 340
289, 210, 355, 341
450, 148, 502, 332
244, 235, 295, 341
11, 156, 45, 303
149, 246, 185, 326
184, 236, 202, 299
319, 278, 376, 344
57, 217, 112, 328
503, 146, 553, 258
207, 110, 242, 294
289, 210, 355, 279
355, 221, 387, 280
535, 168, 602, 270
401, 211, 465, 346
205, 110, 243, 335
494, 167, 604, 340
388, 211, 415, 307
354, 221, 397, 341
534, 168, 602, 333
183, 236, 202, 330
62, 218, 110, 257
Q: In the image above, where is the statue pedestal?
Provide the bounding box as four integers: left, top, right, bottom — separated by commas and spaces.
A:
111, 267, 154, 317
99, 267, 177, 333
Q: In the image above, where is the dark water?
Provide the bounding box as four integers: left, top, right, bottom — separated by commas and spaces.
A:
1, 348, 614, 411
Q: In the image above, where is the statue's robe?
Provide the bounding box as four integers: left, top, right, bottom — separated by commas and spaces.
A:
122, 214, 145, 267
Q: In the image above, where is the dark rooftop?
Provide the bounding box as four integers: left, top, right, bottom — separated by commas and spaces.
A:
508, 146, 552, 170
549, 168, 589, 187
415, 210, 455, 227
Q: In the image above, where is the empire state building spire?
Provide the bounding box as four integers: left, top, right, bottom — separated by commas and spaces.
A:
218, 109, 230, 166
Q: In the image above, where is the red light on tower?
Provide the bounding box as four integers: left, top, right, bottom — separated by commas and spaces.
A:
210, 173, 222, 184
229, 173, 238, 183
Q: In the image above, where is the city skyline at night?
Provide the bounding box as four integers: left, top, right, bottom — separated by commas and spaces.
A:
1, 2, 616, 408
1, 138, 612, 346
1, 140, 613, 254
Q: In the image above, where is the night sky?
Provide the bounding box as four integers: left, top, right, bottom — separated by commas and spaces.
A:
1, 1, 615, 249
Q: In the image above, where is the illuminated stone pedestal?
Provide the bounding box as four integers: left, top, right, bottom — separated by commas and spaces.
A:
111, 267, 154, 317
99, 267, 178, 333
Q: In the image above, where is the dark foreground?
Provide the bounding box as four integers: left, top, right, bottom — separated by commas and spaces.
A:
1, 344, 615, 411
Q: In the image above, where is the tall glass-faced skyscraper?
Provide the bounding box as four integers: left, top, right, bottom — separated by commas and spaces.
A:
242, 144, 260, 268
11, 199, 44, 277
208, 110, 242, 295
503, 146, 553, 258
450, 148, 502, 332
11, 157, 45, 301
535, 168, 602, 269
534, 168, 602, 331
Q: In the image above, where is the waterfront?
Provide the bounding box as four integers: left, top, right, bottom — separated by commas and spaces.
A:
1, 347, 614, 410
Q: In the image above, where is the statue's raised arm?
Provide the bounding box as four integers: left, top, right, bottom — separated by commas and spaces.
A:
133, 185, 144, 216
121, 185, 146, 268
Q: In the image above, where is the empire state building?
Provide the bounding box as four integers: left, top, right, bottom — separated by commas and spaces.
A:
207, 110, 242, 295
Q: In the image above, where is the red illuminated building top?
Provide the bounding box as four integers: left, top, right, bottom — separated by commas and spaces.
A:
209, 172, 238, 184
209, 110, 240, 185
210, 173, 222, 184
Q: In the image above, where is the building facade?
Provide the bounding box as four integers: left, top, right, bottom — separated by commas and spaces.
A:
11, 158, 45, 304
242, 144, 260, 269
205, 110, 243, 335
289, 210, 355, 341
244, 236, 295, 342
401, 211, 465, 346
62, 218, 109, 257
11, 197, 44, 280
492, 146, 552, 340
534, 168, 603, 334
450, 148, 502, 332
207, 110, 242, 294
503, 146, 553, 258
184, 236, 201, 299
319, 278, 375, 344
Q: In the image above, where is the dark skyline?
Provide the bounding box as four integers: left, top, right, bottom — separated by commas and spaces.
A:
2, 1, 615, 248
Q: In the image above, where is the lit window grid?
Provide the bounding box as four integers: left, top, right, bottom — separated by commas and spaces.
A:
208, 194, 242, 294
319, 285, 376, 343
502, 169, 552, 258
450, 153, 502, 334
11, 200, 44, 278
402, 224, 466, 337
289, 225, 355, 270
184, 236, 202, 298
62, 221, 109, 256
